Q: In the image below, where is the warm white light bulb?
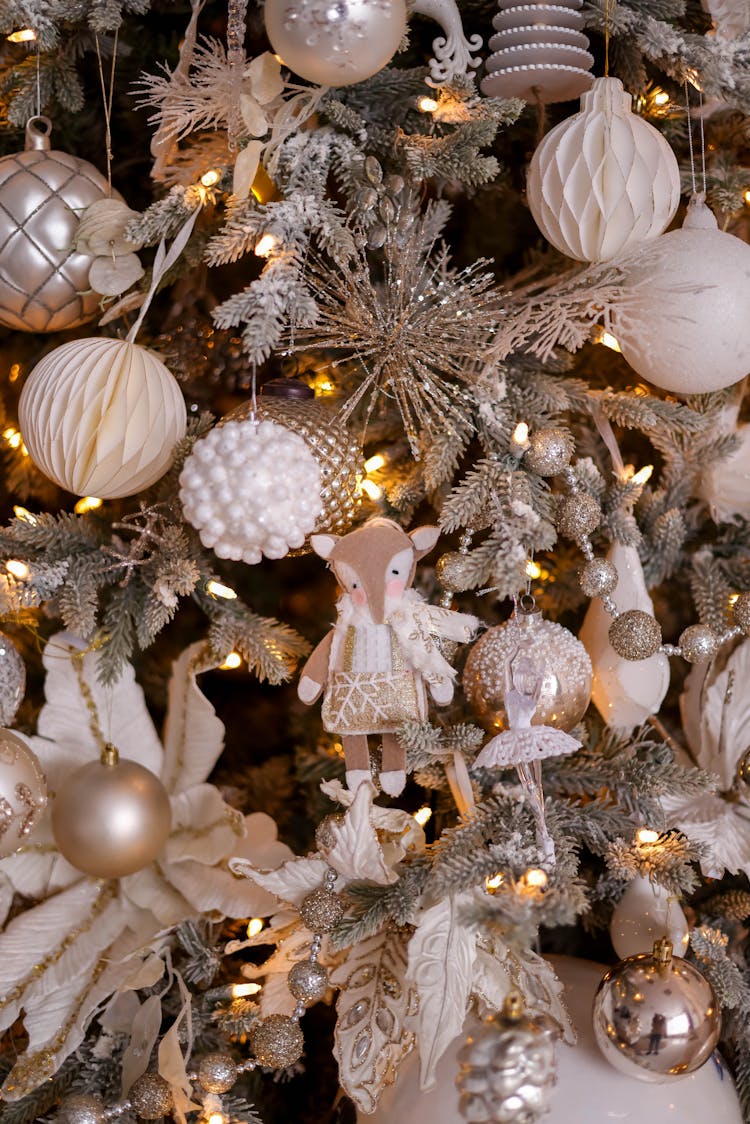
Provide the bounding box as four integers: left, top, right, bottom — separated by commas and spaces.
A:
247, 917, 264, 937
207, 580, 238, 600
413, 806, 432, 826
220, 651, 242, 670
254, 233, 279, 258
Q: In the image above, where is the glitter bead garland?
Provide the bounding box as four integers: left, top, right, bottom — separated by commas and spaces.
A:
288, 959, 329, 1004
197, 1052, 238, 1094
56, 1094, 107, 1124
250, 1013, 305, 1068
608, 610, 662, 661
129, 1073, 173, 1120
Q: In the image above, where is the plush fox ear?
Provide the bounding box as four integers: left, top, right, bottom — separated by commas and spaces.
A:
409, 525, 441, 559
311, 534, 339, 560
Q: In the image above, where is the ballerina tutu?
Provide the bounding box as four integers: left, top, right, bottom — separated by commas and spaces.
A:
474, 725, 581, 769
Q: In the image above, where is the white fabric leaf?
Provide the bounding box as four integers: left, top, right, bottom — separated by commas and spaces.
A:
89, 253, 145, 297
235, 811, 296, 870
165, 784, 242, 864
167, 856, 281, 918
121, 994, 163, 1093
406, 893, 477, 1090
320, 779, 427, 854
239, 95, 269, 137
233, 140, 263, 200
229, 855, 328, 906
664, 792, 750, 878
514, 947, 575, 1045
247, 52, 284, 103
160, 643, 225, 793
680, 638, 750, 788
121, 864, 192, 927
472, 946, 512, 1015
0, 872, 12, 927
0, 819, 80, 899
259, 969, 298, 1017
327, 782, 396, 885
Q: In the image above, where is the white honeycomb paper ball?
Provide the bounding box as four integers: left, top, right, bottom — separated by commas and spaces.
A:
19, 337, 187, 498
527, 76, 680, 262
615, 196, 750, 393
179, 418, 324, 564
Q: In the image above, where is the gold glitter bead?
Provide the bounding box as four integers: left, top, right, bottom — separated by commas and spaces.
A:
197, 1052, 238, 1094
525, 428, 575, 476
250, 1014, 305, 1068
288, 959, 329, 1004
130, 1072, 173, 1119
578, 558, 618, 598
435, 551, 473, 593
556, 493, 601, 540
608, 610, 662, 661
299, 886, 345, 933
57, 1094, 106, 1124
733, 592, 750, 635
678, 624, 718, 664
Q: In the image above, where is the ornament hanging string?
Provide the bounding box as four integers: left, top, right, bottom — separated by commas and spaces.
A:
604, 0, 613, 77
35, 39, 41, 118
126, 206, 200, 343
94, 30, 119, 194
684, 78, 697, 197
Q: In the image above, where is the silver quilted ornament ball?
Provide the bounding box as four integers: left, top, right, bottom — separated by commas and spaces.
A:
288, 959, 329, 1004
578, 558, 618, 598
250, 1013, 305, 1068
593, 938, 721, 1082
197, 1052, 238, 1094
0, 631, 25, 726
0, 117, 118, 332
525, 428, 575, 476
556, 492, 601, 540
56, 1093, 106, 1124
457, 992, 558, 1123
679, 624, 719, 664
129, 1072, 173, 1119
299, 886, 345, 932
609, 609, 662, 660
732, 592, 750, 635
463, 609, 592, 732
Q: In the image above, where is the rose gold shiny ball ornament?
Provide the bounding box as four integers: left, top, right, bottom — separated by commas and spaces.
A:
51, 744, 171, 878
0, 729, 47, 858
0, 117, 119, 332
463, 608, 592, 732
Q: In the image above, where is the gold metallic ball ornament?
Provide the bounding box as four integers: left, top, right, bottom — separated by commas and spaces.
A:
0, 117, 118, 332
129, 1072, 173, 1119
51, 744, 171, 878
593, 938, 721, 1082
0, 728, 47, 858
463, 609, 592, 732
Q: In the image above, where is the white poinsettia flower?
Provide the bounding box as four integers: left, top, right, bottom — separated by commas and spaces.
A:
0, 633, 292, 1101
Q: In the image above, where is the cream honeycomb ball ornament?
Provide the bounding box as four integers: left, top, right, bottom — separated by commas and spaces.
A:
614, 195, 750, 393
19, 337, 187, 498
0, 117, 120, 332
527, 76, 680, 262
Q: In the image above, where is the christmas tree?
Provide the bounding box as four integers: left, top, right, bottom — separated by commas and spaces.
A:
2, 1, 750, 1122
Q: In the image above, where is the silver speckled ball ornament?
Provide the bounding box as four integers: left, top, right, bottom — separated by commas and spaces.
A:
288, 959, 329, 1004
56, 1094, 106, 1124
556, 492, 602, 540
0, 117, 119, 332
197, 1052, 239, 1094
679, 624, 719, 664
129, 1072, 173, 1119
733, 592, 750, 635
579, 558, 618, 598
0, 632, 25, 726
593, 940, 721, 1082
315, 812, 345, 852
435, 551, 474, 593
456, 993, 558, 1123
608, 609, 662, 661
250, 1013, 305, 1068
0, 728, 47, 858
299, 886, 345, 932
463, 609, 592, 732
525, 428, 575, 476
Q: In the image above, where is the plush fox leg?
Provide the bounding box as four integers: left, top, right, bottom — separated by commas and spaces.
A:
343, 734, 371, 792
380, 732, 406, 796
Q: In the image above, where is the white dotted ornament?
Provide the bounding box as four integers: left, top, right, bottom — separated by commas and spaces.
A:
179, 418, 324, 563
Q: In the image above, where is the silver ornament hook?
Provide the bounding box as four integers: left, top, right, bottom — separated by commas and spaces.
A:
24, 116, 52, 151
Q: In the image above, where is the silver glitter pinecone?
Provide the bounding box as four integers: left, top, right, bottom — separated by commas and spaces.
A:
56, 1094, 106, 1124
457, 993, 558, 1123
463, 609, 592, 732
129, 1072, 173, 1119
250, 1013, 305, 1068
0, 117, 117, 332
0, 631, 25, 726
197, 1051, 238, 1094
593, 938, 721, 1082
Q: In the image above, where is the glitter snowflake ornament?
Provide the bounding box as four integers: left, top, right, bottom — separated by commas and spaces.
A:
180, 416, 324, 563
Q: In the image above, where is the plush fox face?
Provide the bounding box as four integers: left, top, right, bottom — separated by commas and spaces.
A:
311, 518, 440, 624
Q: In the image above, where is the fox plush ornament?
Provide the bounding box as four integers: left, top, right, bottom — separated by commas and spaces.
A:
298, 519, 479, 796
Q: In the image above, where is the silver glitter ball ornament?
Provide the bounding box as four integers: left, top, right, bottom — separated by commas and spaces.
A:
250, 1013, 305, 1068
129, 1072, 173, 1119
197, 1052, 239, 1094
593, 939, 721, 1082
457, 992, 558, 1123
315, 812, 345, 852
525, 428, 575, 476
436, 551, 474, 593
556, 492, 601, 540
288, 959, 329, 1004
225, 380, 363, 547
56, 1093, 106, 1124
732, 592, 750, 635
0, 117, 119, 332
0, 632, 25, 726
0, 728, 47, 858
578, 558, 618, 598
609, 609, 662, 661
299, 886, 345, 932
463, 609, 592, 732
679, 624, 719, 664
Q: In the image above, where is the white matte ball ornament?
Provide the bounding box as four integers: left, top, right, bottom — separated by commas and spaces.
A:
179, 418, 324, 563
615, 195, 750, 393
0, 729, 47, 858
264, 0, 407, 87
19, 337, 187, 498
527, 77, 680, 262
365, 956, 742, 1124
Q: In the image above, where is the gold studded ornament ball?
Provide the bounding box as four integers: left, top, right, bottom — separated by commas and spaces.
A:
463, 610, 592, 732
0, 117, 120, 332
0, 728, 47, 858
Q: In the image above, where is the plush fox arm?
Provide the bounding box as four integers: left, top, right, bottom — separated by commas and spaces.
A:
298, 630, 334, 705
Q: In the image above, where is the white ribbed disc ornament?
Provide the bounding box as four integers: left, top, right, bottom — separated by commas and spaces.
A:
614, 195, 750, 393
483, 0, 593, 103
527, 76, 680, 261
0, 117, 119, 332
19, 337, 187, 498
